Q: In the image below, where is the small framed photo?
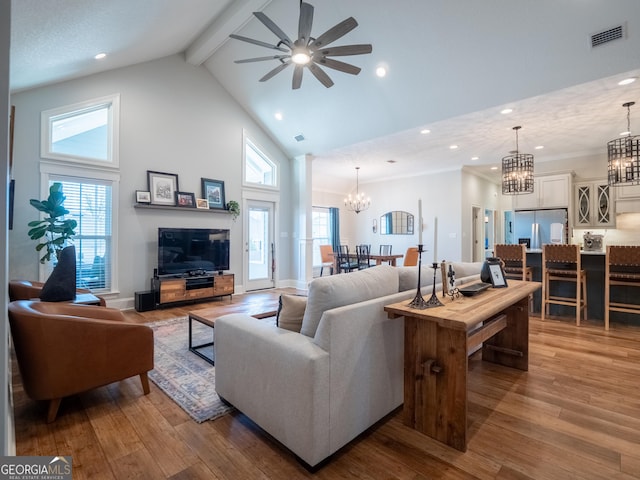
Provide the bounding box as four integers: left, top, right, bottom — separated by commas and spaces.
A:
201, 178, 225, 210
136, 190, 151, 204
488, 261, 508, 288
196, 198, 209, 209
148, 171, 179, 206
176, 191, 196, 208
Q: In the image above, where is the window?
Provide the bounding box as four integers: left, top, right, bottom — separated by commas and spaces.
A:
41, 94, 120, 167
312, 207, 331, 266
243, 133, 278, 189
48, 175, 114, 292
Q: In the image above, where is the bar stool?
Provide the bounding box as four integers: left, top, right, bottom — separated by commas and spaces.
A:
495, 244, 533, 281
495, 243, 534, 312
541, 244, 587, 325
604, 245, 640, 331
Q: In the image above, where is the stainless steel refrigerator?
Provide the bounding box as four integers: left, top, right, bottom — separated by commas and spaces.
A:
512, 208, 568, 248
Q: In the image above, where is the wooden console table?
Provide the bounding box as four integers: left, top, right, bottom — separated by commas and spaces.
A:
384, 279, 540, 451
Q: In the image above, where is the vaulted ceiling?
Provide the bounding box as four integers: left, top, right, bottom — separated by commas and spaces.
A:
10, 0, 640, 193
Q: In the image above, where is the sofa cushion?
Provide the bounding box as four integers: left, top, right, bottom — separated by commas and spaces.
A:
276, 294, 307, 332
300, 265, 399, 338
397, 266, 440, 292
451, 261, 483, 278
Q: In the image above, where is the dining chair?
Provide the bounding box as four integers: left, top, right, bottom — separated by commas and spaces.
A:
356, 244, 372, 270
379, 244, 392, 256
319, 244, 334, 276
335, 245, 358, 273
495, 243, 534, 312
604, 245, 640, 330
403, 247, 419, 267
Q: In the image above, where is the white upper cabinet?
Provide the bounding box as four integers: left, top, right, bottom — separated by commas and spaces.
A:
574, 180, 615, 228
512, 174, 572, 210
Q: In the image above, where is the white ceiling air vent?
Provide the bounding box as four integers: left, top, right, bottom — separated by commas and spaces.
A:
591, 24, 625, 48
294, 134, 305, 142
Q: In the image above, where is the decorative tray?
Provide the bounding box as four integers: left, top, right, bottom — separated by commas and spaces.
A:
459, 282, 491, 297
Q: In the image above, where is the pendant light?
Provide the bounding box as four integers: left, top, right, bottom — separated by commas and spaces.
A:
608, 102, 640, 186
502, 126, 534, 195
344, 167, 371, 214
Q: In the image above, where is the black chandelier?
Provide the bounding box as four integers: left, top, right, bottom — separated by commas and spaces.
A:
608, 101, 640, 186
502, 126, 534, 195
344, 167, 370, 214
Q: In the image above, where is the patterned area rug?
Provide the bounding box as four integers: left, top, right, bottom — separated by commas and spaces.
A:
148, 317, 234, 423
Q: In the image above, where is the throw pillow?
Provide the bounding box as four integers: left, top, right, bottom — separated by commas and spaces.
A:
276, 294, 307, 332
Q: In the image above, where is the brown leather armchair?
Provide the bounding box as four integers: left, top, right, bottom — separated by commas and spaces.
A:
8, 300, 154, 422
9, 280, 106, 306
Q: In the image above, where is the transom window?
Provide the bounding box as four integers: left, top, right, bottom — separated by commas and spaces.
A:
41, 94, 120, 167
244, 135, 278, 189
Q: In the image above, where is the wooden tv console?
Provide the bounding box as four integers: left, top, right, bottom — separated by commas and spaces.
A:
155, 273, 234, 306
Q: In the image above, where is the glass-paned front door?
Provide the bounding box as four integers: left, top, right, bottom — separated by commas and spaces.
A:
246, 200, 275, 290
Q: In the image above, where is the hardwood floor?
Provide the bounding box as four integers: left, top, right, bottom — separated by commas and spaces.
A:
12, 290, 640, 479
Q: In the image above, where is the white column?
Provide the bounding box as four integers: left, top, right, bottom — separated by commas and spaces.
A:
293, 154, 314, 288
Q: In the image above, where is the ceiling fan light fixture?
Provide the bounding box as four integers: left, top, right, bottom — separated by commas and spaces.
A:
501, 126, 534, 195
230, 2, 372, 89
608, 101, 640, 186
291, 47, 311, 65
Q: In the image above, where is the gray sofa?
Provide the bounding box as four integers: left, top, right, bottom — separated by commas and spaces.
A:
214, 262, 482, 467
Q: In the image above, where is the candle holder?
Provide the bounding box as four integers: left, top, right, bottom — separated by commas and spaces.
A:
408, 246, 444, 309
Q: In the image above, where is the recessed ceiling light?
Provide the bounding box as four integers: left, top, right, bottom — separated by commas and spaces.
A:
490, 166, 498, 170
471, 156, 479, 160
420, 129, 431, 134
501, 108, 513, 114
618, 77, 637, 86
274, 112, 283, 120
449, 145, 458, 150
535, 145, 544, 150
94, 53, 107, 60
376, 66, 387, 78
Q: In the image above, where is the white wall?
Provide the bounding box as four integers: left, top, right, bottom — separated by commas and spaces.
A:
1, 0, 15, 456
315, 169, 465, 264
9, 54, 294, 304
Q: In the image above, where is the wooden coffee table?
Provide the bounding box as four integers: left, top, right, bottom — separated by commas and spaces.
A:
188, 305, 278, 365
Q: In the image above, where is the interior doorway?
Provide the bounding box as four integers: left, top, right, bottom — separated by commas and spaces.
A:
472, 206, 482, 262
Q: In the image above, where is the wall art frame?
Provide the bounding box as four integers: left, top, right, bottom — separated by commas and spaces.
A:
201, 177, 226, 210
147, 170, 179, 206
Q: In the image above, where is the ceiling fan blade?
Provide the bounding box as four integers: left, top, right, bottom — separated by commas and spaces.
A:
229, 34, 289, 52
259, 61, 291, 82
319, 44, 373, 57
312, 17, 358, 49
235, 55, 289, 64
292, 65, 304, 90
308, 63, 334, 88
298, 2, 314, 43
254, 11, 293, 48
315, 57, 361, 75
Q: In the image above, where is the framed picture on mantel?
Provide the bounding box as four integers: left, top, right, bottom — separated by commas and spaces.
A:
148, 170, 179, 206
201, 178, 225, 210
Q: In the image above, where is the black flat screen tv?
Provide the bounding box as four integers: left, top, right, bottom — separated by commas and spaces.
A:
158, 227, 230, 276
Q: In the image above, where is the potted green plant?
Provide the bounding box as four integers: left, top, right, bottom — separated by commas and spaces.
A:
226, 200, 240, 221
28, 182, 78, 264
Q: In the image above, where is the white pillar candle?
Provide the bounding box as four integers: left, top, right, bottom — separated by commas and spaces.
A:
433, 216, 438, 263
418, 199, 423, 244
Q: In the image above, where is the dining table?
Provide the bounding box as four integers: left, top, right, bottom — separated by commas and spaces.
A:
369, 254, 404, 266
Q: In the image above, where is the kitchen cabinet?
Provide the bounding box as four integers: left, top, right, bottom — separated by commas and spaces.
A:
574, 180, 615, 228
616, 184, 640, 200
513, 173, 571, 210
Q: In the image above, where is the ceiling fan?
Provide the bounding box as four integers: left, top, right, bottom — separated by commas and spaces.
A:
229, 2, 372, 89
